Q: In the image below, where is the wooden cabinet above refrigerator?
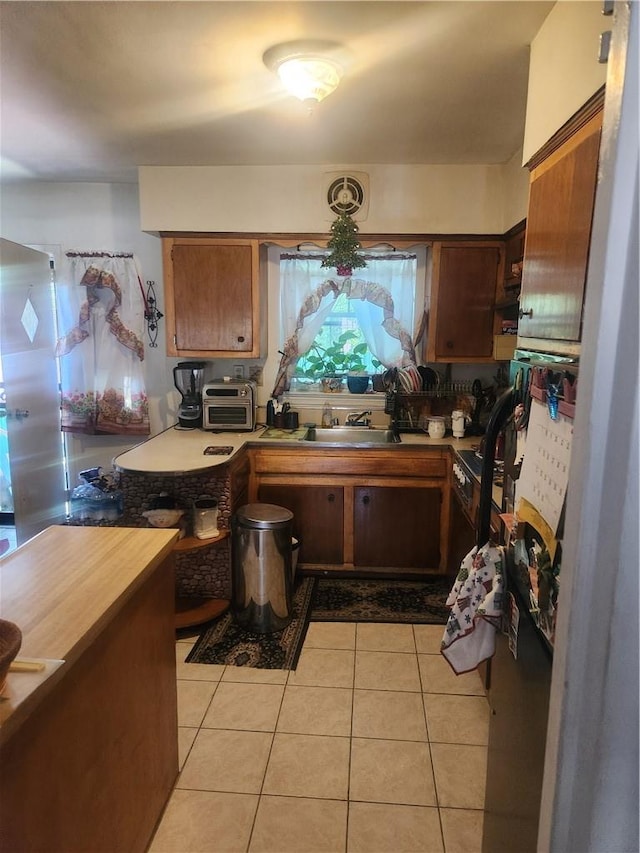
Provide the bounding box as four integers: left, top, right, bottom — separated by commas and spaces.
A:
518, 102, 603, 347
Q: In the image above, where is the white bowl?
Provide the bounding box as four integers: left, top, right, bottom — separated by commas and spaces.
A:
142, 509, 184, 528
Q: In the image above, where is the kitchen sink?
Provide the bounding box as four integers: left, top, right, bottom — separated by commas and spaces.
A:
303, 427, 401, 445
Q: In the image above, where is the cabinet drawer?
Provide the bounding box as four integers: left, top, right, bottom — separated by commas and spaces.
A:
251, 448, 447, 478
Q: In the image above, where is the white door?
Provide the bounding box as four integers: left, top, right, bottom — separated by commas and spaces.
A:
0, 239, 66, 545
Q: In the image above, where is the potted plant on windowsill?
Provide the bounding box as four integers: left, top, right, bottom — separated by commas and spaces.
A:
371, 365, 387, 392
295, 332, 382, 393
295, 342, 344, 392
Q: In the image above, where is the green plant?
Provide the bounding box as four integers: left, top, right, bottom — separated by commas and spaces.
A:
296, 331, 381, 379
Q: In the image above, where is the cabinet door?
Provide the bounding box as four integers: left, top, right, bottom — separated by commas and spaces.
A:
257, 483, 344, 565
519, 111, 602, 342
163, 239, 260, 357
428, 243, 502, 362
353, 485, 441, 570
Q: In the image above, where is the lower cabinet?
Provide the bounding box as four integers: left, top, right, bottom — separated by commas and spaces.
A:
257, 483, 344, 565
250, 447, 449, 575
353, 485, 441, 569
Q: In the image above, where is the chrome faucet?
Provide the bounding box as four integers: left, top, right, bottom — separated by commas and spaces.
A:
345, 410, 372, 427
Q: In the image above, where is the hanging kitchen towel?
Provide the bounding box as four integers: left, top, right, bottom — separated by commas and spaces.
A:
441, 542, 505, 675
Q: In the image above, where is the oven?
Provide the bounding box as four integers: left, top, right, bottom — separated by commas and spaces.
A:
202, 380, 256, 431
449, 452, 477, 572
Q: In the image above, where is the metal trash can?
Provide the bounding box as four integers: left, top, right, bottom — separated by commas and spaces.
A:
232, 503, 294, 633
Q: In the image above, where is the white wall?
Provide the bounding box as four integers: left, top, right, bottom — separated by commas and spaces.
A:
501, 148, 530, 230
139, 163, 513, 235
523, 1, 607, 163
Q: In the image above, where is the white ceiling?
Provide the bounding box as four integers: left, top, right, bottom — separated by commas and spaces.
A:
0, 1, 554, 184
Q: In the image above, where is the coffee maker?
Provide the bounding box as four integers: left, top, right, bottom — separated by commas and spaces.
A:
173, 362, 206, 428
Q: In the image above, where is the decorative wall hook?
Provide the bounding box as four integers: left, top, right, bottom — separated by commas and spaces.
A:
144, 280, 163, 347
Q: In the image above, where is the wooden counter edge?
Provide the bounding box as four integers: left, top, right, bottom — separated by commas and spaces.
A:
0, 527, 179, 746
0, 531, 179, 852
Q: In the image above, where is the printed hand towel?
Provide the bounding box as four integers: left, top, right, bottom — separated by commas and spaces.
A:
441, 542, 504, 675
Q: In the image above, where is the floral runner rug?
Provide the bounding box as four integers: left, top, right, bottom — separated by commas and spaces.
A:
185, 575, 451, 671
185, 577, 315, 670
309, 577, 451, 624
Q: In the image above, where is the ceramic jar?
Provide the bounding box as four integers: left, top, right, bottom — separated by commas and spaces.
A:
451, 409, 467, 438
193, 497, 219, 539
427, 417, 446, 439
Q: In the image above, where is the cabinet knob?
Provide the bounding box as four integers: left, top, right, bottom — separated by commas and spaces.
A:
362, 495, 370, 505
446, 340, 454, 349
237, 335, 245, 343
519, 308, 534, 319
327, 493, 335, 502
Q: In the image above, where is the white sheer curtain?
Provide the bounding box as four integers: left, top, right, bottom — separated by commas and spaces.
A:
280, 255, 339, 354
349, 253, 418, 366
56, 252, 150, 435
281, 253, 420, 365
273, 251, 423, 397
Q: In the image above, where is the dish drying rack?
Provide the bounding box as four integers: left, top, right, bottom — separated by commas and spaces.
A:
386, 380, 477, 434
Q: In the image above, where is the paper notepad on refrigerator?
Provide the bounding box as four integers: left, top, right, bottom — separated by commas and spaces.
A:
515, 398, 573, 536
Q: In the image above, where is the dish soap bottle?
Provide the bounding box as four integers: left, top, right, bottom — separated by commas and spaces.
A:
322, 402, 333, 428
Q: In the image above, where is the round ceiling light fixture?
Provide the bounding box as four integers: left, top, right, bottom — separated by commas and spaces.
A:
263, 40, 344, 105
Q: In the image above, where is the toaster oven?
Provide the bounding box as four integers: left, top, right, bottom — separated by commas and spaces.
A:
202, 380, 256, 431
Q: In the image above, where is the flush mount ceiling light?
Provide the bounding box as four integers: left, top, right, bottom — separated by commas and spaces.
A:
263, 40, 344, 105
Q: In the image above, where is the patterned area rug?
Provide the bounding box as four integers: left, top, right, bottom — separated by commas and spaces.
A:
186, 577, 315, 670
310, 577, 452, 624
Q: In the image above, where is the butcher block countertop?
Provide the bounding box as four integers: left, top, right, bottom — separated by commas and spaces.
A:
0, 525, 178, 742
0, 525, 180, 853
114, 424, 479, 474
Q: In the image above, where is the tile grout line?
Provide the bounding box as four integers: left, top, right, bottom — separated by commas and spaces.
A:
244, 669, 289, 853
344, 623, 359, 853
414, 626, 447, 851
175, 655, 226, 778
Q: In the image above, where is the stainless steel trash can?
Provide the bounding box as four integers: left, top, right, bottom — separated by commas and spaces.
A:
232, 503, 294, 633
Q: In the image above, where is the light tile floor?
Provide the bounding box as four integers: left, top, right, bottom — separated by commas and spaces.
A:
150, 621, 487, 853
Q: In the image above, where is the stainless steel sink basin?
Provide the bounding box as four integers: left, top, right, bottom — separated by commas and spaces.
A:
303, 427, 400, 445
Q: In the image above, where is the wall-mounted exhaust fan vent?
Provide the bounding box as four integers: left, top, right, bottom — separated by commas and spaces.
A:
323, 172, 369, 221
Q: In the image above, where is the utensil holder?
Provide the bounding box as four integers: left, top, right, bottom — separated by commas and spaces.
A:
193, 497, 219, 539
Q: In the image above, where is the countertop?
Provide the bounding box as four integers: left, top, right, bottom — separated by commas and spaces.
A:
114, 423, 481, 474
0, 525, 178, 741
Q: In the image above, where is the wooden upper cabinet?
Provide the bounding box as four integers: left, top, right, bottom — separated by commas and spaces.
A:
427, 242, 504, 362
518, 109, 603, 343
502, 220, 526, 294
162, 237, 266, 358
